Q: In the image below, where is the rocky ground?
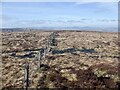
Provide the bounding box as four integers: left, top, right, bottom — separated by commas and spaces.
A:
1, 30, 120, 89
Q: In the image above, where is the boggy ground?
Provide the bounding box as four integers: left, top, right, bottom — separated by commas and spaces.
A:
36, 67, 118, 89
2, 30, 120, 89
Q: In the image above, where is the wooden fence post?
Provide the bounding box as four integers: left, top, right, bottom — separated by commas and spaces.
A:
24, 63, 29, 90
38, 51, 42, 67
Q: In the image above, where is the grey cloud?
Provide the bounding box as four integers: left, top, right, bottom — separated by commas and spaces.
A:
97, 19, 117, 22
80, 18, 90, 20
67, 20, 84, 23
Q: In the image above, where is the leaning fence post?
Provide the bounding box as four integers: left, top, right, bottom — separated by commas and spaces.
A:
38, 51, 42, 67
43, 48, 46, 59
24, 63, 29, 90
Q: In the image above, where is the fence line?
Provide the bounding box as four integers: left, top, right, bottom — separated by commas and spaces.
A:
23, 31, 59, 88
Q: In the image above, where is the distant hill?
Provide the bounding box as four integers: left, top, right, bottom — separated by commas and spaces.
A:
1, 26, 118, 32
2, 28, 32, 32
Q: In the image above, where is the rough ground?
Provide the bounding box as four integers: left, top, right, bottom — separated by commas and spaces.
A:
2, 30, 120, 89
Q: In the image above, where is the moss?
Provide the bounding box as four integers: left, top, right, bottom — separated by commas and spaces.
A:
62, 73, 77, 81
93, 69, 120, 83
47, 81, 55, 88
93, 69, 107, 77
111, 75, 120, 82
36, 68, 42, 73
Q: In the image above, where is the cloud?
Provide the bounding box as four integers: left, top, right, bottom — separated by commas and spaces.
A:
1, 0, 119, 2
97, 19, 117, 22
75, 0, 119, 4
2, 19, 91, 28
74, 2, 117, 15
92, 2, 117, 14
67, 20, 84, 23
2, 17, 117, 28
3, 18, 117, 28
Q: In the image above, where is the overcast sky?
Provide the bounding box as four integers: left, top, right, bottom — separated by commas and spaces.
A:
2, 2, 118, 31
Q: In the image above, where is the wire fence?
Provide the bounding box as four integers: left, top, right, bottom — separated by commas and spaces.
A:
23, 32, 58, 89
